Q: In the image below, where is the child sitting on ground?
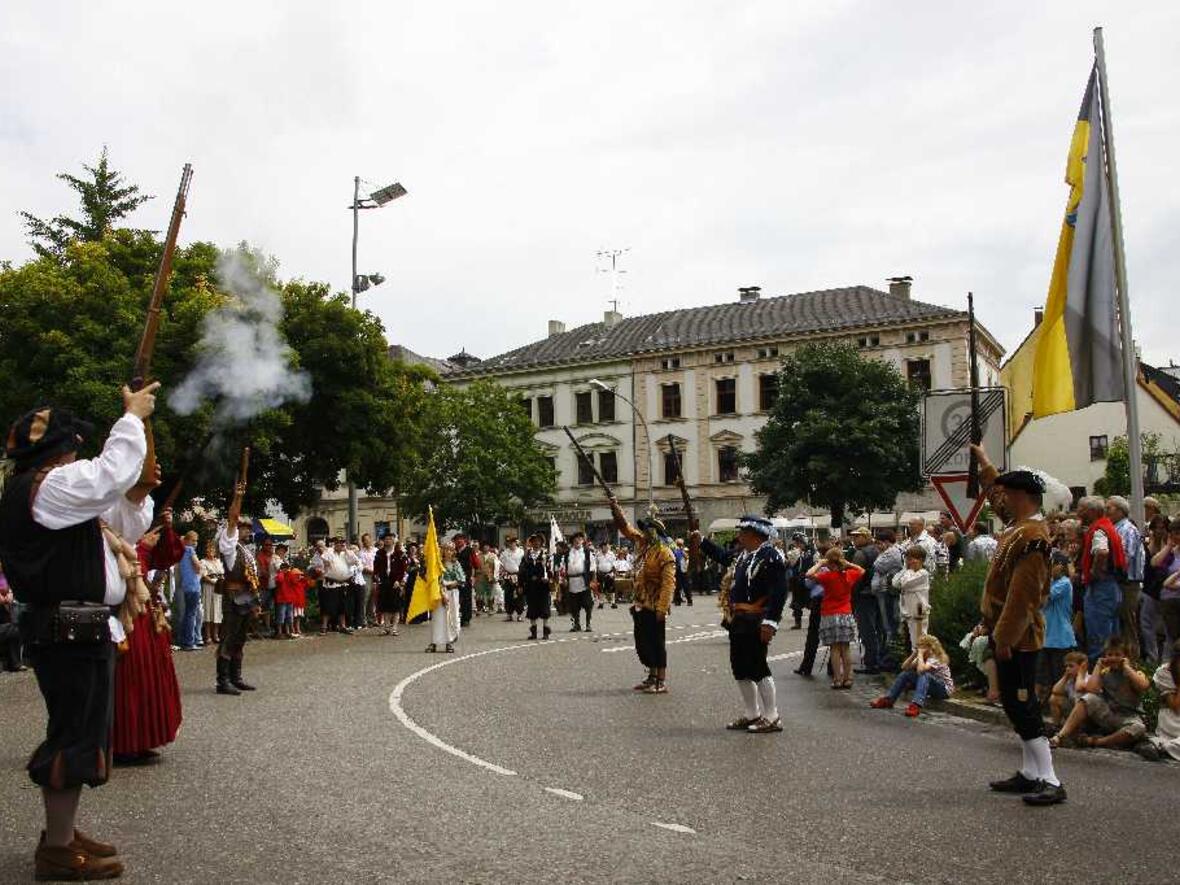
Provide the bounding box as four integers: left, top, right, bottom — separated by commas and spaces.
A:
1048, 651, 1089, 728
870, 634, 955, 717
1050, 635, 1149, 749
891, 546, 931, 650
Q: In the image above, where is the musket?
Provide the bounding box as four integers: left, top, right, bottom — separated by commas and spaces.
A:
562, 426, 616, 500
131, 163, 194, 488
966, 291, 982, 499
665, 435, 701, 582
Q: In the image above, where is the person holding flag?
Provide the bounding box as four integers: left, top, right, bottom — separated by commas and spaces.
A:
408, 508, 457, 654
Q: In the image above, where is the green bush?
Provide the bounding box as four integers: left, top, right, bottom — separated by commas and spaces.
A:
928, 561, 989, 685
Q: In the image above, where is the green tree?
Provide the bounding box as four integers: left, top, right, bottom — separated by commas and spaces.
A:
400, 379, 556, 531
20, 147, 153, 260
1093, 431, 1168, 497
743, 342, 924, 527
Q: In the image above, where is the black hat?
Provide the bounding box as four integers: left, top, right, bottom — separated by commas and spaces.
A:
637, 515, 667, 534
5, 406, 94, 469
993, 470, 1045, 496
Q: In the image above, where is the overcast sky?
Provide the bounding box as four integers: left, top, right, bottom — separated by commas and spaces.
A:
3, 2, 1177, 367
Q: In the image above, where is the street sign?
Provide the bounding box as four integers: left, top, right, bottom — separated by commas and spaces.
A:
921, 387, 1007, 477
930, 474, 988, 534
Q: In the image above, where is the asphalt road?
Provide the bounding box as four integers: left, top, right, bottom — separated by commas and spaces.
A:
1, 602, 1176, 884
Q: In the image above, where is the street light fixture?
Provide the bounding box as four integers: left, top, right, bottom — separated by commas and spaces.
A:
347, 175, 407, 541
589, 378, 654, 516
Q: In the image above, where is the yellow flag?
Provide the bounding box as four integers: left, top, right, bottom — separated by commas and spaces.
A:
406, 506, 443, 623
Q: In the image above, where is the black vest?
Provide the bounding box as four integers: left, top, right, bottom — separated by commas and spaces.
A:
0, 467, 106, 606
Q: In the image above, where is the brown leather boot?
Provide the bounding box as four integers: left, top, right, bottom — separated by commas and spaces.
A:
40, 830, 118, 859
34, 842, 124, 880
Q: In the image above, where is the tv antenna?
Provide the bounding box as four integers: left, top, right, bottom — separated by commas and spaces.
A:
596, 248, 629, 308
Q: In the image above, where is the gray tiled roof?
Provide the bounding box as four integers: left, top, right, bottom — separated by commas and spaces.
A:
449, 285, 964, 377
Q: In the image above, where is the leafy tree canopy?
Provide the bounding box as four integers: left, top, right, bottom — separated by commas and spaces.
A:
743, 341, 924, 527
20, 147, 153, 260
401, 380, 556, 530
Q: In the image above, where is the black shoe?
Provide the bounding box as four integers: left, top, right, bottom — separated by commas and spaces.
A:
569, 624, 581, 632
610, 603, 618, 609
1022, 782, 1067, 806
528, 626, 538, 641
543, 626, 552, 640
989, 772, 1041, 793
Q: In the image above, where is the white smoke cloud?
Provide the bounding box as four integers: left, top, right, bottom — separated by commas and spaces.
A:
169, 249, 311, 424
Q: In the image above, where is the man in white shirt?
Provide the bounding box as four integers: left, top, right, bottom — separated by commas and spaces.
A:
498, 536, 525, 622
358, 533, 378, 628
966, 523, 999, 563
563, 532, 598, 632
598, 543, 618, 609
0, 383, 159, 880
319, 538, 359, 635
905, 517, 939, 568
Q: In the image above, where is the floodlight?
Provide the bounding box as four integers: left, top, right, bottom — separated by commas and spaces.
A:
370, 182, 407, 206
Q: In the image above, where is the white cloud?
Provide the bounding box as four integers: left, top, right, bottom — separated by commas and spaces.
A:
2, 1, 1177, 366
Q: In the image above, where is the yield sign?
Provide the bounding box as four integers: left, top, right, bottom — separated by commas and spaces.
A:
930, 474, 987, 534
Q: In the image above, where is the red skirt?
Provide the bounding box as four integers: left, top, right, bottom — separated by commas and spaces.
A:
112, 610, 183, 755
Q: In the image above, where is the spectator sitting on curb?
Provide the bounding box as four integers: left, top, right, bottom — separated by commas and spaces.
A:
869, 634, 955, 717
1135, 640, 1180, 761
1048, 651, 1089, 728
1049, 636, 1148, 750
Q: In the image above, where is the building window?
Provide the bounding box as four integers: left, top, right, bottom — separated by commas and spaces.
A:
906, 359, 932, 391
905, 330, 930, 344
1069, 485, 1087, 507
661, 356, 681, 370
536, 395, 555, 428
1089, 435, 1109, 461
575, 390, 593, 424
664, 452, 682, 486
715, 377, 737, 414
518, 396, 532, 420
718, 446, 740, 482
576, 451, 595, 486
597, 389, 615, 423
599, 451, 618, 484
758, 374, 779, 411
714, 351, 735, 364
757, 346, 779, 359
857, 335, 880, 348
661, 383, 682, 419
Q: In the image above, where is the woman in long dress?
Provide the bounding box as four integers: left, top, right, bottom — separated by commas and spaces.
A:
199, 539, 224, 647
427, 543, 463, 654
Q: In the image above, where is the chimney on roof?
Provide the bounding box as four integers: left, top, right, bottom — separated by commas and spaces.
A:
547, 320, 566, 337
603, 308, 622, 328
1034, 307, 1044, 327
887, 275, 913, 300
737, 285, 761, 303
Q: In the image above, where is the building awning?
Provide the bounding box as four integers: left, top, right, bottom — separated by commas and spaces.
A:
254, 518, 295, 539
898, 511, 942, 525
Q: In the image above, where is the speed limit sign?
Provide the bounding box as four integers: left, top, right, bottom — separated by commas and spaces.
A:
921, 387, 1007, 477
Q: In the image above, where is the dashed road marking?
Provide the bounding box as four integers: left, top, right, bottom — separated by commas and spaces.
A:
651, 821, 696, 834
544, 787, 585, 801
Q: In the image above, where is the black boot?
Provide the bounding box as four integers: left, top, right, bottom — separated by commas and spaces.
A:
543, 625, 552, 640
216, 658, 240, 696
528, 624, 538, 641
230, 659, 256, 692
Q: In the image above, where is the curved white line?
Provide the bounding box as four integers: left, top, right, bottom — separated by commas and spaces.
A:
388, 641, 541, 777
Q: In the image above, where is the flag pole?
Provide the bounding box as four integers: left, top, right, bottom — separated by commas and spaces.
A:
1093, 26, 1144, 523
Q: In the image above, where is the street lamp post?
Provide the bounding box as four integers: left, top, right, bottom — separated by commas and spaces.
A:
590, 378, 653, 519
346, 175, 407, 541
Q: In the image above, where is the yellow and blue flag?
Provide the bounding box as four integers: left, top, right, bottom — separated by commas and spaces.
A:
1032, 65, 1124, 416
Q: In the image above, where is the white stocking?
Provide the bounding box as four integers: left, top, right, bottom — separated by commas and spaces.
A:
757, 677, 779, 722
738, 680, 760, 719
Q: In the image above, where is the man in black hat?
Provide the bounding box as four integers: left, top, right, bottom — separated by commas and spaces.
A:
695, 515, 789, 732
520, 532, 552, 640
0, 382, 160, 880
970, 444, 1066, 807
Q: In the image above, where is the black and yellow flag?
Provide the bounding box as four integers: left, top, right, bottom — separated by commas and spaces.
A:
1031, 65, 1124, 416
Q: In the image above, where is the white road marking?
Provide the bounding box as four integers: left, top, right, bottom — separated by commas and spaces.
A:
651, 821, 696, 834
768, 650, 803, 663
600, 629, 726, 653
388, 643, 544, 777
544, 787, 585, 801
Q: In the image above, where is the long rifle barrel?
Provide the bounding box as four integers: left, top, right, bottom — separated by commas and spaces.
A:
133, 163, 193, 388
966, 291, 982, 498
562, 426, 614, 499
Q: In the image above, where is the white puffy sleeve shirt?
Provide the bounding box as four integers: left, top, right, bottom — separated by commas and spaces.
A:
30, 413, 153, 640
